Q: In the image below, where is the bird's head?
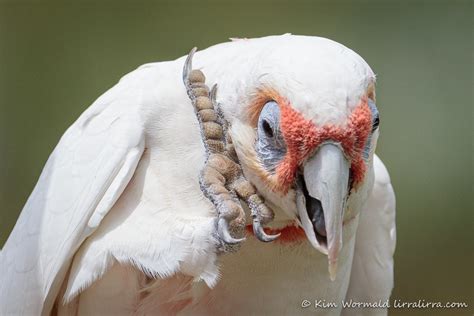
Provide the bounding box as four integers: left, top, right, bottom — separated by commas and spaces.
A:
201, 35, 380, 280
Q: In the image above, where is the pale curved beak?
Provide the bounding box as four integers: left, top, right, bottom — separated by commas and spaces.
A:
296, 143, 350, 281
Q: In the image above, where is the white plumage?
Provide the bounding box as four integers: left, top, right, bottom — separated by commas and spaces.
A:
0, 34, 396, 315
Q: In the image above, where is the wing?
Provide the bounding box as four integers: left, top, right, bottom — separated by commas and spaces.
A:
0, 73, 146, 315
343, 154, 396, 316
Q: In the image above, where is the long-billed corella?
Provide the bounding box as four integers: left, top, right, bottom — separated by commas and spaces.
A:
0, 34, 396, 315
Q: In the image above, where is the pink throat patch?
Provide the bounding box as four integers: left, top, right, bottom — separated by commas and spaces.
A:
246, 225, 306, 243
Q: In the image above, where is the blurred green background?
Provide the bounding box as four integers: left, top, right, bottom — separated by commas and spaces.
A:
0, 1, 472, 315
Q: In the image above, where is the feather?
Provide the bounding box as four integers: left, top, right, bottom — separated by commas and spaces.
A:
342, 155, 396, 316
0, 70, 147, 315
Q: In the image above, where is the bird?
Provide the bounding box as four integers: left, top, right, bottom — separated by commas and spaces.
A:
0, 34, 396, 315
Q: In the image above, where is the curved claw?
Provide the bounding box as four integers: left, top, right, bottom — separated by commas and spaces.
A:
218, 218, 245, 244
182, 47, 197, 84
252, 217, 280, 242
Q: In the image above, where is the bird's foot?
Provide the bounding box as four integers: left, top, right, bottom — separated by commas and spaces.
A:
182, 48, 279, 252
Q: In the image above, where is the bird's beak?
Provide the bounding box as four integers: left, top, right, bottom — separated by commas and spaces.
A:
296, 143, 350, 281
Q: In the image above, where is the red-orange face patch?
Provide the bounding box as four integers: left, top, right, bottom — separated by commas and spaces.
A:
248, 88, 373, 194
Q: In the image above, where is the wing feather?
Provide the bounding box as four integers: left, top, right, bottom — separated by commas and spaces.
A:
343, 154, 396, 316
0, 76, 146, 316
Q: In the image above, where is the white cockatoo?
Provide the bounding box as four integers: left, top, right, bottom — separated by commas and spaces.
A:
0, 34, 396, 316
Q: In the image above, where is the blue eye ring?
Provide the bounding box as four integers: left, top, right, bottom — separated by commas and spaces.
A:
255, 100, 287, 172
257, 100, 280, 139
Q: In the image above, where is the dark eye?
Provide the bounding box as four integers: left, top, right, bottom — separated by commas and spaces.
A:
372, 115, 380, 132
262, 119, 274, 137
368, 99, 380, 133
